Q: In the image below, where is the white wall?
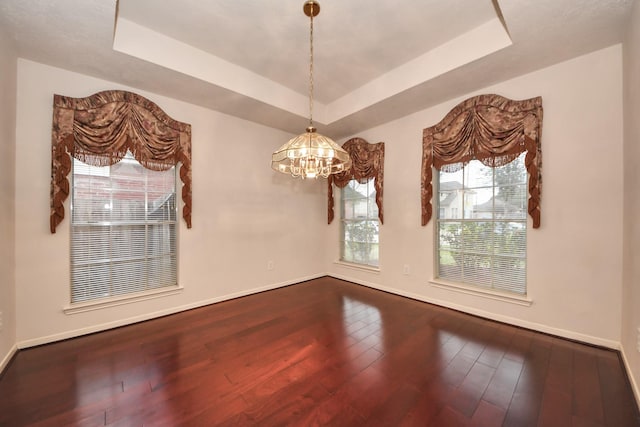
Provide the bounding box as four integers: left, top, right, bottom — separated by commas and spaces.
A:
0, 28, 17, 370
14, 59, 328, 346
328, 45, 624, 348
622, 0, 640, 404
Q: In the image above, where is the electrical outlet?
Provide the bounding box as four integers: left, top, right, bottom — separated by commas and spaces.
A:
267, 260, 274, 271
403, 264, 410, 275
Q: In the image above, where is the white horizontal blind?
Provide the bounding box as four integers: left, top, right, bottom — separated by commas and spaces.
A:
436, 153, 527, 295
70, 152, 177, 303
340, 179, 379, 267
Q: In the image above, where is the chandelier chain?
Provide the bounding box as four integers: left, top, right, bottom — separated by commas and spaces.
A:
309, 4, 314, 127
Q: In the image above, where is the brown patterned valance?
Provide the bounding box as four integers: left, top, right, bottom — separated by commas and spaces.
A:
327, 137, 385, 224
421, 94, 542, 228
50, 90, 192, 233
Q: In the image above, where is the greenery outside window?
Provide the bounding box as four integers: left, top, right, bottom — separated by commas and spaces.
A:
436, 153, 527, 295
340, 179, 379, 267
70, 151, 177, 303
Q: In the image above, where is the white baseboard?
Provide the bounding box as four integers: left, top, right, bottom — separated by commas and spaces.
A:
17, 273, 325, 349
0, 344, 18, 374
328, 273, 620, 350
620, 344, 640, 412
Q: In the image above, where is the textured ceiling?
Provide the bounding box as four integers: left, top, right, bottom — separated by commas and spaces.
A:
118, 0, 498, 103
0, 0, 634, 138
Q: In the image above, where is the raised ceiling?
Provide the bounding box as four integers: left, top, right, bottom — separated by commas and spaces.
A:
0, 0, 633, 138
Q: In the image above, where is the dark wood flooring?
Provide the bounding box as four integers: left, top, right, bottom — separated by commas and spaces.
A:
1, 277, 638, 426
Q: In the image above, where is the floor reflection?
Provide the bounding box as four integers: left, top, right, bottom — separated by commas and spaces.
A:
341, 295, 383, 350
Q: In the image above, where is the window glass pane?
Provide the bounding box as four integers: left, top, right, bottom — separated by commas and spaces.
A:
343, 221, 379, 243
435, 153, 527, 295
491, 183, 528, 220
461, 221, 493, 255
148, 255, 177, 288
71, 263, 111, 302
438, 222, 462, 251
70, 151, 177, 303
495, 155, 527, 185
439, 168, 463, 186
70, 225, 110, 265
363, 221, 379, 243
369, 195, 379, 218
464, 161, 493, 190
438, 250, 461, 281
343, 198, 369, 220
493, 222, 526, 258
438, 183, 462, 219
72, 180, 112, 222
463, 190, 482, 219
492, 256, 526, 293
340, 178, 379, 268
367, 243, 379, 267
147, 224, 176, 255
111, 194, 146, 222
148, 194, 176, 222
343, 180, 366, 199
461, 253, 493, 287
111, 225, 146, 261
341, 241, 379, 267
111, 260, 147, 295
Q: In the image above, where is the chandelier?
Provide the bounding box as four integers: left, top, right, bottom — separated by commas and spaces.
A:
271, 1, 351, 179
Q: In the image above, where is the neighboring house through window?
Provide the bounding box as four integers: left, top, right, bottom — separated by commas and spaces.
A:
340, 179, 379, 267
70, 152, 178, 303
436, 152, 527, 295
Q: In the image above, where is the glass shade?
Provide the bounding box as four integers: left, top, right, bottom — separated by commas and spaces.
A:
271, 127, 352, 179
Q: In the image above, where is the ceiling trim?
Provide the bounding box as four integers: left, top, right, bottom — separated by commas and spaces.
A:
325, 18, 512, 123
113, 13, 511, 127
113, 17, 310, 119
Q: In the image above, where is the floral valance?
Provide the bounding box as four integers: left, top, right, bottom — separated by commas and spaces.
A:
421, 94, 543, 228
50, 90, 192, 233
327, 137, 385, 224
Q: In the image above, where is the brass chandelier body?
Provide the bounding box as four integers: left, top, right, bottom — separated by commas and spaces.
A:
271, 1, 351, 179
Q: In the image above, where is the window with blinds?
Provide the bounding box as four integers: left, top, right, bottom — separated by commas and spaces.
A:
436, 153, 527, 295
340, 179, 379, 267
70, 152, 177, 303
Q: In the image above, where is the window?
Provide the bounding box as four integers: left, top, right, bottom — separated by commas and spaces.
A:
436, 153, 527, 295
70, 152, 177, 303
340, 179, 379, 267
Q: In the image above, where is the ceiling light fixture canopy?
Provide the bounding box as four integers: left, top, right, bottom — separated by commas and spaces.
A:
271, 0, 351, 179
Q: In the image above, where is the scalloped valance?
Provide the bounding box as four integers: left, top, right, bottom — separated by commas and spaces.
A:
327, 137, 385, 224
50, 90, 192, 233
421, 94, 543, 228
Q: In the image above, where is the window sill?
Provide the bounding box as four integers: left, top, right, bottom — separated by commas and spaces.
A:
64, 285, 184, 315
334, 260, 380, 273
429, 279, 532, 307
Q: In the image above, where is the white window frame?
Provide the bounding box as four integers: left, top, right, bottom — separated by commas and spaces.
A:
66, 152, 181, 312
433, 154, 530, 302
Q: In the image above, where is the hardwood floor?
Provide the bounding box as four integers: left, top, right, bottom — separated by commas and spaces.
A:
1, 277, 638, 426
